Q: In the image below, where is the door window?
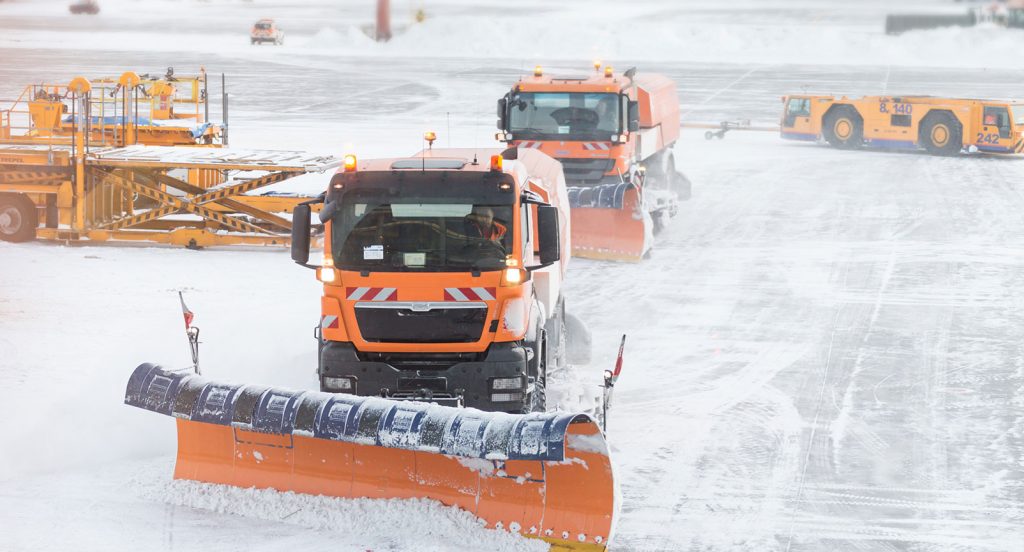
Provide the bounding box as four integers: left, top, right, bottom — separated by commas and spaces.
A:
784, 98, 811, 127
983, 106, 1011, 138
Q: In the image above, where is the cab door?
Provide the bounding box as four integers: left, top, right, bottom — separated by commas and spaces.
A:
979, 105, 1012, 150
781, 97, 815, 139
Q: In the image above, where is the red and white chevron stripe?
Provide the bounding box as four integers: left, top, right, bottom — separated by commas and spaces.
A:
582, 142, 611, 151
443, 287, 496, 301
518, 141, 543, 149
346, 287, 397, 301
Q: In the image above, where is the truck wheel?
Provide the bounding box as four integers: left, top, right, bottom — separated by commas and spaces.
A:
0, 193, 38, 242
920, 112, 962, 156
523, 331, 547, 413
822, 106, 863, 149
565, 312, 592, 365
671, 170, 691, 201
544, 301, 568, 371
528, 374, 547, 413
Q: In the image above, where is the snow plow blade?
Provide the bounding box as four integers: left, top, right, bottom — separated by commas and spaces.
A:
568, 183, 650, 262
125, 363, 616, 550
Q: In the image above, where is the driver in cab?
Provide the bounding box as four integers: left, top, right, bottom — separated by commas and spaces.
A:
464, 205, 507, 242
594, 96, 619, 134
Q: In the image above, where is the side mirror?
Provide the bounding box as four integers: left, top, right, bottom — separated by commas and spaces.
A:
291, 204, 311, 265
627, 100, 640, 132
496, 97, 508, 130
536, 205, 560, 267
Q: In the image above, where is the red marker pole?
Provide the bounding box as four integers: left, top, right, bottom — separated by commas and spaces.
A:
179, 292, 201, 374
602, 335, 626, 432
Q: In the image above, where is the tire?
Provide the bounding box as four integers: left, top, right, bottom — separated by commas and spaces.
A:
822, 106, 863, 149
565, 312, 592, 365
544, 299, 568, 371
920, 112, 962, 156
0, 193, 38, 243
671, 170, 692, 201
704, 131, 713, 140
522, 330, 547, 413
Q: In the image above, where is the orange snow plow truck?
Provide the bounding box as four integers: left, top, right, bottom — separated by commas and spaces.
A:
497, 65, 689, 261
124, 146, 615, 551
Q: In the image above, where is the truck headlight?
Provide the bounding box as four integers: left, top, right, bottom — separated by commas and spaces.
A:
323, 376, 355, 391
491, 376, 524, 390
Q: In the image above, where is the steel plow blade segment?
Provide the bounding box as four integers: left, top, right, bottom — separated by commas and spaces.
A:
568, 185, 648, 262
124, 363, 617, 550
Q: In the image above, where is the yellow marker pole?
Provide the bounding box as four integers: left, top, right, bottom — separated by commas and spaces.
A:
118, 72, 140, 146
68, 77, 92, 233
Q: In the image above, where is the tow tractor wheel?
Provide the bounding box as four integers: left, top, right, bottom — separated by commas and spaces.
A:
0, 193, 38, 243
921, 112, 962, 156
822, 106, 863, 149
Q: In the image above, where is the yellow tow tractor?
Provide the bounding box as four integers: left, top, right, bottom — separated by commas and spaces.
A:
781, 94, 1024, 156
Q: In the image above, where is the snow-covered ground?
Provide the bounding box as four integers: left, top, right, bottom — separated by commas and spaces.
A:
2, 0, 1024, 550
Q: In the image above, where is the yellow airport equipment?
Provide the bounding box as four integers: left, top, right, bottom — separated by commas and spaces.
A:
781, 94, 1024, 156
0, 73, 338, 247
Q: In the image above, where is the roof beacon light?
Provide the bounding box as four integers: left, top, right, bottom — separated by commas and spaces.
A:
593, 60, 602, 72
534, 65, 543, 77
490, 154, 503, 172
424, 131, 437, 148
604, 66, 614, 78
343, 154, 357, 172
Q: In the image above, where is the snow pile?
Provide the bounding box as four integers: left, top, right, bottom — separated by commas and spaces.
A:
147, 480, 548, 552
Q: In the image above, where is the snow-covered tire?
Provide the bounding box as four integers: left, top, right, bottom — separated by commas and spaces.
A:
565, 313, 591, 365
672, 170, 691, 201
0, 193, 38, 243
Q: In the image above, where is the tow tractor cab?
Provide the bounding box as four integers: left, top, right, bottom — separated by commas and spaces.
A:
781, 94, 1024, 155
291, 146, 576, 413
496, 64, 686, 261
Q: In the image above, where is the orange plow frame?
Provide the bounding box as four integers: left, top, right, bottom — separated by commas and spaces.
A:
569, 184, 650, 262
126, 364, 617, 550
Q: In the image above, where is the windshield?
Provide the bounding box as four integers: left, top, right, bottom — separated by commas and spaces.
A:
507, 92, 621, 140
331, 193, 513, 273
1013, 105, 1024, 127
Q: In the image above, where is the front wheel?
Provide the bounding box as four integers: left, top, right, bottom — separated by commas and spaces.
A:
671, 170, 692, 201
0, 193, 38, 243
565, 313, 592, 365
822, 106, 863, 149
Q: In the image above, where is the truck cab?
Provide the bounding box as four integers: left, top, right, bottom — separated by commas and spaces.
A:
496, 65, 686, 260
291, 147, 577, 413
251, 19, 284, 45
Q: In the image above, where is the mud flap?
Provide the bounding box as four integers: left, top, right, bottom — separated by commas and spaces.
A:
568, 183, 650, 262
125, 363, 616, 550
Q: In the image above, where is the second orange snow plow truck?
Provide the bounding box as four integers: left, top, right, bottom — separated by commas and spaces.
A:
497, 65, 689, 261
290, 146, 590, 413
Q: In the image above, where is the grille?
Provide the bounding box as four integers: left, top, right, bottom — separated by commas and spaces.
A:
557, 158, 616, 184
355, 306, 487, 343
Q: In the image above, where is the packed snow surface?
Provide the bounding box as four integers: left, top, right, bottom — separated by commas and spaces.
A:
2, 0, 1024, 551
